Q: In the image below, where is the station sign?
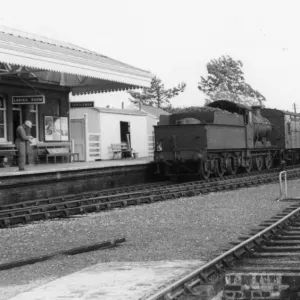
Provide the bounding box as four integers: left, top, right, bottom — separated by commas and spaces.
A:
12, 95, 45, 105
70, 101, 94, 108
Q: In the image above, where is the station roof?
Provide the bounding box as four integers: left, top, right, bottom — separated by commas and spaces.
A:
0, 26, 153, 95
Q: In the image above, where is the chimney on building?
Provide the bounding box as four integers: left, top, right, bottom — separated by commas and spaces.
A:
252, 105, 262, 117
121, 102, 124, 109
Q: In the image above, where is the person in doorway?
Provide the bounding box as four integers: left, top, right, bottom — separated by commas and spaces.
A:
15, 120, 33, 171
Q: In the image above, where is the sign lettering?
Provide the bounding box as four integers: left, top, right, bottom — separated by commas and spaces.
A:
70, 101, 94, 108
12, 95, 45, 105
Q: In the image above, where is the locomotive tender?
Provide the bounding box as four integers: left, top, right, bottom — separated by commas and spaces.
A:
154, 100, 300, 179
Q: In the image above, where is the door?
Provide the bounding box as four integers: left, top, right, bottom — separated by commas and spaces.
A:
70, 119, 86, 161
285, 115, 292, 148
120, 121, 130, 145
12, 109, 22, 142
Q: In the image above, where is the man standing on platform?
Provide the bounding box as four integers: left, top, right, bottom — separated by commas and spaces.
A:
15, 120, 33, 171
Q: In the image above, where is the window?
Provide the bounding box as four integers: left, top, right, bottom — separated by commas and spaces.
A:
52, 100, 60, 116
287, 122, 291, 134
245, 112, 252, 125
0, 96, 7, 141
28, 104, 38, 139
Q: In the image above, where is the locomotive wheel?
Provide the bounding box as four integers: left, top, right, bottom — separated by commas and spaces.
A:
287, 153, 297, 166
214, 159, 225, 177
264, 154, 272, 170
254, 155, 263, 171
244, 157, 252, 173
200, 161, 210, 180
227, 157, 238, 175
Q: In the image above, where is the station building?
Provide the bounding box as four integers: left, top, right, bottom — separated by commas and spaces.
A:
0, 26, 153, 165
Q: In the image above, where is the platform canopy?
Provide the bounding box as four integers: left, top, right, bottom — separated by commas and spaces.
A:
0, 26, 153, 95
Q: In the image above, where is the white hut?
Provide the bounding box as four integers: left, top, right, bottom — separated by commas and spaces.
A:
126, 104, 170, 156
70, 107, 148, 161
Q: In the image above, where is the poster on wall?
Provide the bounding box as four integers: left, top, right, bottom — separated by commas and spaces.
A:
45, 116, 69, 141
53, 117, 61, 141
60, 117, 69, 141
45, 116, 53, 141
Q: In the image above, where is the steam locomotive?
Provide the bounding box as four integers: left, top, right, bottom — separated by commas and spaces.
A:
154, 100, 300, 179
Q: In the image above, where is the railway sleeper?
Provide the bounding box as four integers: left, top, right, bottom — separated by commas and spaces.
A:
256, 245, 300, 252
286, 227, 300, 232
251, 252, 300, 258
230, 266, 300, 272
232, 248, 247, 260
214, 263, 226, 274
265, 240, 300, 245
240, 259, 300, 266
275, 235, 300, 239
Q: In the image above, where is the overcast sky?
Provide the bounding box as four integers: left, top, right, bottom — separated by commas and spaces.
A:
0, 0, 299, 111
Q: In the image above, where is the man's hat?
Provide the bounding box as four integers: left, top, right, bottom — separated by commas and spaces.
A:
25, 120, 32, 128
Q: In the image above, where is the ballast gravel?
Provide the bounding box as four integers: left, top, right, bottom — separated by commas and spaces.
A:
0, 179, 300, 299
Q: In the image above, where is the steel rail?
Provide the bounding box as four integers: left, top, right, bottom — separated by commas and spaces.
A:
0, 175, 256, 215
146, 206, 300, 300
0, 171, 282, 218
0, 164, 294, 211
0, 181, 171, 210
1, 169, 300, 228
1, 168, 300, 228
0, 165, 285, 211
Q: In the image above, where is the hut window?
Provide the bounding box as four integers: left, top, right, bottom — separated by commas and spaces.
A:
0, 96, 7, 141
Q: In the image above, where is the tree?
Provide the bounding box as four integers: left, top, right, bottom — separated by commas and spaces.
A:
198, 55, 266, 106
128, 76, 186, 108
163, 105, 203, 114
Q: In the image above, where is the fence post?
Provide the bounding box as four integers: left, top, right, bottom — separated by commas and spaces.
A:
278, 171, 287, 201
71, 139, 75, 162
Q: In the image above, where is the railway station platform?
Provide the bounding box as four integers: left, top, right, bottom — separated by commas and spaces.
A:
0, 157, 153, 177
8, 260, 204, 300
0, 158, 156, 205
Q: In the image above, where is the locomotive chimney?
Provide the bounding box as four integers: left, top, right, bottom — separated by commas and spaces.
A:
252, 105, 262, 117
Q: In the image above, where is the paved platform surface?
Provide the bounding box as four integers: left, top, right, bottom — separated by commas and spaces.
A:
8, 260, 204, 300
0, 158, 153, 177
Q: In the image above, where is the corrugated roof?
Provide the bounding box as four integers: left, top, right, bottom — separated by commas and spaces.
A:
93, 107, 147, 116
0, 26, 153, 94
138, 104, 171, 117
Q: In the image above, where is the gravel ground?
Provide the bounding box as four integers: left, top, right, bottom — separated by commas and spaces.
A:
1, 179, 300, 299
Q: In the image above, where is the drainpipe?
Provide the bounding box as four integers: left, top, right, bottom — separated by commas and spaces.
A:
84, 113, 88, 162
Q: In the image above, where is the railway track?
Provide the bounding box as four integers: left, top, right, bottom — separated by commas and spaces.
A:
1, 166, 300, 228
146, 202, 300, 300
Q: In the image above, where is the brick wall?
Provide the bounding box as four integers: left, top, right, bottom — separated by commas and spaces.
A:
0, 163, 157, 205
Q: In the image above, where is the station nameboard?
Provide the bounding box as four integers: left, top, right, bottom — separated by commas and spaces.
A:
70, 101, 94, 108
12, 95, 45, 105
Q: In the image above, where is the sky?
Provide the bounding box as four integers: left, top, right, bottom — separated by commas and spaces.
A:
0, 0, 299, 111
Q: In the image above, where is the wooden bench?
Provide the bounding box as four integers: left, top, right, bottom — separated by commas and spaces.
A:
0, 144, 17, 167
36, 142, 79, 164
111, 142, 132, 159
